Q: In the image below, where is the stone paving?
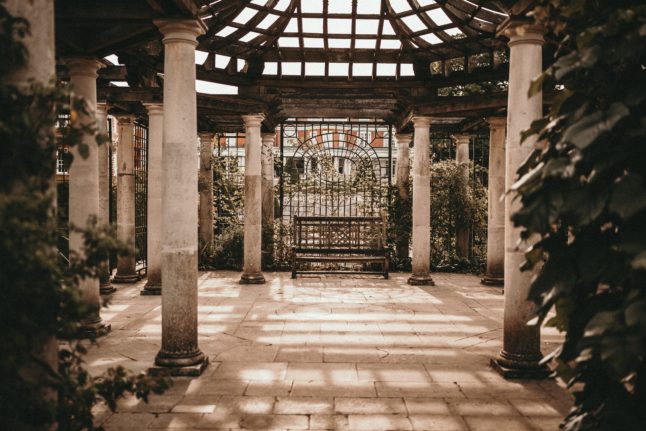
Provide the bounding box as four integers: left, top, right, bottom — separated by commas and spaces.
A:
87, 271, 571, 430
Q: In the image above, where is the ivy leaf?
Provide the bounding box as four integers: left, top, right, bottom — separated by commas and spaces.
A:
583, 311, 618, 338
562, 103, 630, 150
609, 174, 646, 219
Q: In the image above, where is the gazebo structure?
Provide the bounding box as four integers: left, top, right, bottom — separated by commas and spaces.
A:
13, 0, 550, 387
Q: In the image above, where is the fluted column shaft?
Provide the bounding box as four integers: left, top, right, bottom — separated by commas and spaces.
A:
240, 114, 266, 284
67, 58, 110, 337
454, 134, 471, 259
492, 22, 547, 379
408, 117, 434, 286
113, 115, 138, 283
141, 104, 163, 295
152, 19, 208, 375
198, 132, 214, 248
482, 118, 506, 286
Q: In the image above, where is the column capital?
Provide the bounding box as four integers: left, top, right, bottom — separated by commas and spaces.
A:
395, 133, 413, 145
411, 116, 431, 128
144, 103, 163, 116
261, 132, 275, 143
65, 58, 105, 79
114, 114, 136, 125
154, 19, 205, 46
486, 116, 507, 128
96, 102, 108, 116
242, 114, 265, 128
451, 134, 471, 146
199, 132, 213, 142
501, 19, 544, 47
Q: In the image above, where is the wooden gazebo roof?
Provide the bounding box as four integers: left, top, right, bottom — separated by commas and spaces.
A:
54, 1, 537, 132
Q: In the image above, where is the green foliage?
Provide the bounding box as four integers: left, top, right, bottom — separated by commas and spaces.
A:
388, 185, 412, 271
513, 1, 646, 429
429, 161, 487, 272
386, 162, 487, 272
212, 155, 243, 232
0, 4, 169, 429
200, 223, 245, 271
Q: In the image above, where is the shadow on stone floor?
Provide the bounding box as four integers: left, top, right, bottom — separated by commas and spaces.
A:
88, 271, 571, 431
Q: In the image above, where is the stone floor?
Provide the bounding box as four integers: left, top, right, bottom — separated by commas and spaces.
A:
87, 271, 571, 431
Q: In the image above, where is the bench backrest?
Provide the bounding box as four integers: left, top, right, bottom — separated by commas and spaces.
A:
293, 215, 386, 252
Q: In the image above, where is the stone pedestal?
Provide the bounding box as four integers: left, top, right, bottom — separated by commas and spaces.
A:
454, 134, 471, 259
113, 115, 138, 284
481, 117, 506, 286
198, 132, 214, 249
240, 114, 266, 285
491, 22, 548, 379
97, 103, 116, 295
408, 117, 434, 286
67, 58, 110, 338
141, 104, 163, 295
151, 19, 208, 376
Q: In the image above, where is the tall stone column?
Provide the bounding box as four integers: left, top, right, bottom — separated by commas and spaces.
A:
198, 132, 214, 248
97, 103, 116, 295
6, 0, 59, 412
152, 20, 208, 376
491, 21, 548, 379
394, 132, 412, 263
454, 134, 471, 259
408, 117, 434, 286
240, 114, 266, 284
482, 117, 506, 286
141, 104, 163, 295
67, 58, 110, 337
113, 115, 138, 284
261, 132, 275, 229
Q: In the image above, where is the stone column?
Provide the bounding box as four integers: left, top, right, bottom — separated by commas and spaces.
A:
491, 21, 548, 379
261, 132, 275, 229
67, 58, 110, 337
6, 0, 58, 407
198, 132, 214, 248
97, 103, 116, 295
394, 132, 412, 263
453, 134, 471, 259
482, 117, 506, 286
152, 19, 208, 376
408, 117, 434, 286
141, 104, 163, 295
240, 114, 266, 284
113, 115, 138, 283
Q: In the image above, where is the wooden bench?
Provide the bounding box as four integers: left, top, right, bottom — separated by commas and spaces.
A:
291, 215, 389, 279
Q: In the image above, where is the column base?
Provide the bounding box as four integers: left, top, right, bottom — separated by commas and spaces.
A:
100, 283, 117, 295
140, 281, 161, 296
240, 272, 266, 284
407, 273, 435, 286
481, 274, 504, 286
112, 273, 139, 284
150, 350, 209, 377
490, 351, 550, 379
79, 317, 111, 339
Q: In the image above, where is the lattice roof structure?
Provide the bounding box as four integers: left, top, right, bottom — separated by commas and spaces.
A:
198, 0, 508, 80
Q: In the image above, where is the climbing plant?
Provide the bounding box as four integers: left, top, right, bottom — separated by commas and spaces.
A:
512, 1, 646, 429
0, 4, 168, 429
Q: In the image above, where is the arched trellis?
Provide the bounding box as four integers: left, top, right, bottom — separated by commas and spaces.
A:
280, 121, 393, 221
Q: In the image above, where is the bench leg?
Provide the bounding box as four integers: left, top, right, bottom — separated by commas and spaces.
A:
384, 257, 389, 279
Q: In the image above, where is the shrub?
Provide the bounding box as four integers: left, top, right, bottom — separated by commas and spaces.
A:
513, 1, 646, 429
